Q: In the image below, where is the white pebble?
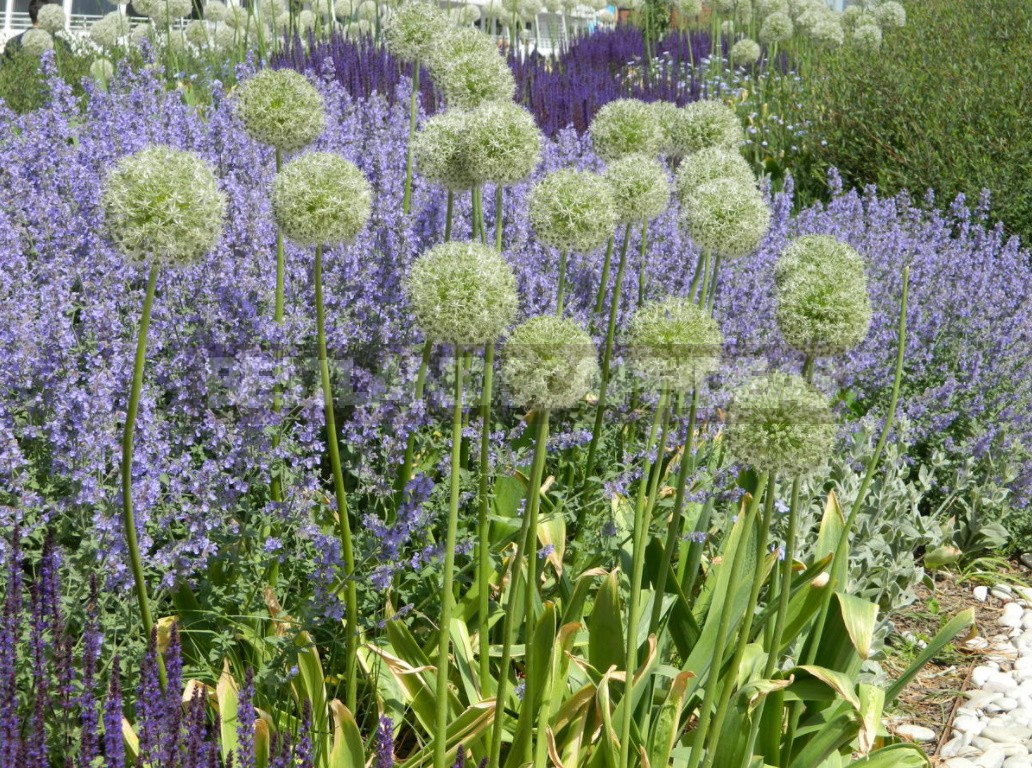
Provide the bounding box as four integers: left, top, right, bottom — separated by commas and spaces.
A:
896, 723, 936, 742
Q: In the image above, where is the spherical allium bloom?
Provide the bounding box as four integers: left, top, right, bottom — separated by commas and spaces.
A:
840, 4, 862, 28
357, 0, 378, 21
271, 153, 372, 247
710, 0, 735, 12
435, 48, 516, 109
21, 28, 54, 55
185, 19, 209, 45
272, 10, 291, 30
464, 101, 542, 186
519, 0, 543, 17
346, 19, 372, 37
774, 235, 872, 356
676, 0, 702, 16
809, 16, 844, 47
90, 57, 115, 83
37, 4, 66, 33
589, 99, 664, 163
730, 37, 761, 66
724, 372, 836, 477
130, 23, 151, 45
733, 1, 752, 25
759, 11, 793, 44
334, 0, 357, 20
503, 316, 600, 411
456, 4, 480, 24
382, 1, 448, 62
135, 0, 193, 20
102, 146, 227, 266
852, 22, 881, 52
625, 297, 723, 391
89, 11, 131, 46
528, 169, 618, 254
234, 70, 326, 152
754, 0, 787, 17
298, 9, 316, 28
680, 177, 770, 258
674, 146, 755, 202
873, 0, 905, 28
259, 0, 286, 17
204, 0, 227, 21
650, 101, 682, 157
412, 109, 476, 191
669, 100, 743, 158
604, 154, 670, 225
428, 25, 495, 72
407, 242, 519, 346
210, 21, 235, 46
224, 4, 249, 26
482, 0, 504, 18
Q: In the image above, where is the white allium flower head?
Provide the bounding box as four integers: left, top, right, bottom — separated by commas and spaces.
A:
759, 10, 793, 44
21, 28, 54, 55
464, 101, 542, 186
730, 37, 761, 66
356, 0, 378, 21
681, 177, 770, 258
675, 146, 755, 202
669, 100, 743, 157
873, 0, 905, 28
589, 98, 664, 162
90, 57, 115, 83
503, 316, 600, 411
102, 146, 227, 267
131, 23, 151, 46
774, 234, 872, 356
710, 0, 735, 13
407, 241, 519, 346
542, 0, 562, 13
840, 4, 862, 28
650, 101, 681, 156
436, 48, 516, 109
429, 25, 495, 72
259, 0, 286, 17
224, 5, 249, 27
185, 19, 209, 45
733, 1, 751, 25
520, 0, 544, 16
852, 22, 881, 52
37, 4, 66, 33
529, 169, 618, 253
136, 0, 193, 21
89, 11, 131, 47
204, 0, 227, 21
724, 372, 836, 477
211, 21, 235, 46
298, 9, 316, 28
457, 4, 481, 24
412, 109, 476, 191
271, 152, 372, 247
234, 69, 326, 151
383, 1, 449, 62
809, 15, 844, 47
677, 0, 702, 15
333, 0, 357, 20
626, 296, 723, 391
604, 154, 670, 225
754, 0, 787, 16
482, 0, 505, 18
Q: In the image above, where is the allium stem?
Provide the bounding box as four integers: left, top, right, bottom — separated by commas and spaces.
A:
445, 192, 454, 242
476, 342, 496, 692
696, 249, 712, 308
434, 353, 466, 768
636, 220, 649, 306
705, 251, 722, 314
121, 261, 159, 665
494, 185, 504, 252
314, 243, 359, 711
687, 248, 706, 301
555, 249, 569, 316
403, 62, 420, 216
594, 235, 615, 315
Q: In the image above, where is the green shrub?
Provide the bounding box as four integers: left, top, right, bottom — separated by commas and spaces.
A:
794, 0, 1032, 243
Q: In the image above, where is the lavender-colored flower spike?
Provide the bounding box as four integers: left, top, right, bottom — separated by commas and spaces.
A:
375, 715, 395, 768
270, 152, 372, 246
236, 669, 257, 768
234, 70, 327, 152
104, 656, 125, 768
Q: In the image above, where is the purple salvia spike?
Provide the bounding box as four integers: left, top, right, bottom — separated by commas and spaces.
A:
103, 655, 125, 768
0, 529, 23, 768
136, 627, 162, 766
374, 715, 394, 768
164, 625, 184, 767
452, 745, 466, 768
26, 578, 50, 768
236, 669, 256, 768
78, 578, 101, 768
294, 700, 314, 768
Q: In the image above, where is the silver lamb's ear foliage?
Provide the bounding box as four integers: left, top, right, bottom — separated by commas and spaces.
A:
503, 316, 600, 411
528, 169, 618, 254
589, 98, 664, 163
665, 99, 744, 159
464, 101, 542, 186
775, 234, 872, 356
102, 146, 228, 267
412, 109, 477, 192
675, 146, 755, 203
724, 372, 837, 478
680, 177, 770, 258
234, 69, 327, 152
604, 154, 671, 225
271, 152, 371, 247
626, 296, 724, 392
407, 241, 519, 346
382, 0, 450, 62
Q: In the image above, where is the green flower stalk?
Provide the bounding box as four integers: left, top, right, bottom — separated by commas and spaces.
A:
408, 242, 519, 768
674, 146, 756, 203
589, 98, 665, 162
103, 146, 227, 665
775, 234, 872, 357
271, 151, 371, 711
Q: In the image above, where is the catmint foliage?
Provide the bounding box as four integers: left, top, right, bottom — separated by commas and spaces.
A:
681, 177, 770, 258
528, 168, 618, 253
412, 109, 477, 191
271, 152, 372, 246
775, 235, 872, 356
407, 241, 519, 346
675, 146, 755, 203
626, 297, 723, 391
502, 316, 599, 411
604, 154, 671, 225
102, 146, 227, 267
464, 101, 542, 186
234, 70, 327, 152
589, 99, 664, 162
730, 38, 761, 66
724, 372, 837, 477
382, 0, 450, 62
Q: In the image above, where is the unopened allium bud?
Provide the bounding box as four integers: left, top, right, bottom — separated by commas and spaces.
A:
852, 22, 881, 52
774, 235, 872, 356
626, 296, 723, 391
680, 177, 770, 258
21, 28, 54, 55
529, 169, 618, 253
759, 10, 793, 44
37, 4, 66, 33
675, 146, 755, 202
412, 109, 476, 191
408, 242, 519, 346
464, 101, 542, 186
730, 38, 761, 66
589, 99, 664, 163
435, 48, 516, 109
604, 154, 670, 225
668, 100, 743, 158
383, 1, 449, 62
234, 70, 326, 151
503, 316, 600, 411
271, 152, 372, 246
204, 0, 227, 21
724, 372, 836, 477
873, 0, 904, 28
90, 57, 115, 84
90, 11, 131, 46
102, 146, 227, 266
